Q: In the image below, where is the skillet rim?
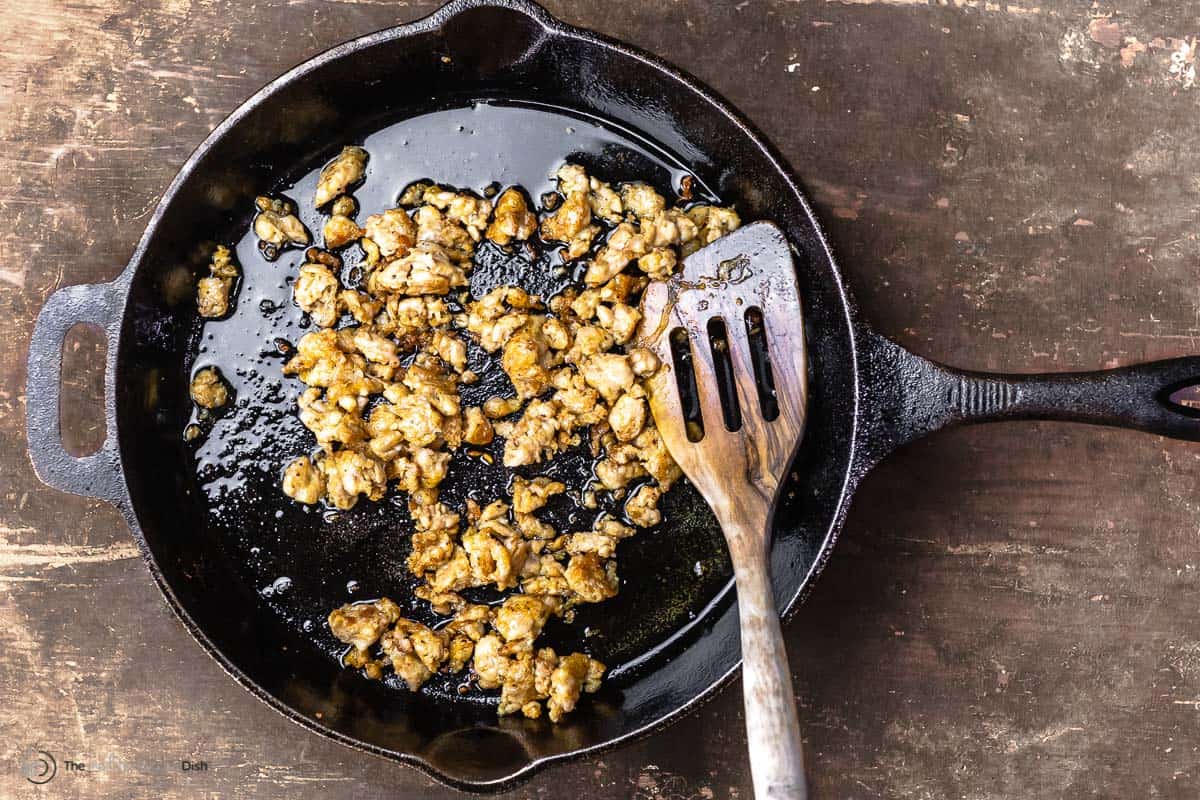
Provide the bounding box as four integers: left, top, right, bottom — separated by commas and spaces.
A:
104, 0, 866, 789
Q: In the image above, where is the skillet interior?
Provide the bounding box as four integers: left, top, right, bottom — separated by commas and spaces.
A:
189, 99, 739, 697
114, 0, 858, 787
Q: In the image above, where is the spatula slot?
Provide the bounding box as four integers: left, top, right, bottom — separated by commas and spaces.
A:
669, 326, 706, 442
706, 316, 743, 432
744, 307, 780, 421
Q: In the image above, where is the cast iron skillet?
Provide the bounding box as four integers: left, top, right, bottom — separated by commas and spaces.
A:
25, 0, 1200, 791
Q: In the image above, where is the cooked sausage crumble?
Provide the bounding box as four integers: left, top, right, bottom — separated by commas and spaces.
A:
200, 147, 740, 721
196, 245, 240, 319
189, 366, 229, 409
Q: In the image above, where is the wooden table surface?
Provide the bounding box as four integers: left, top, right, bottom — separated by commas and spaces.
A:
5, 0, 1200, 797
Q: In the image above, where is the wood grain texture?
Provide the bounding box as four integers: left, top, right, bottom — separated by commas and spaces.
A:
5, 1, 1200, 798
640, 222, 807, 518
640, 221, 808, 800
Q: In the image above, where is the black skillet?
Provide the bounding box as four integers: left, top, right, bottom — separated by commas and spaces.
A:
25, 0, 1200, 791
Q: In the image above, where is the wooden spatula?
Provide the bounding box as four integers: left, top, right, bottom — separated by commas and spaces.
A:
638, 221, 808, 800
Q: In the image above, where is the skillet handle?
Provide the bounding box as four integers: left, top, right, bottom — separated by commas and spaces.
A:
26, 280, 126, 504
858, 329, 1200, 466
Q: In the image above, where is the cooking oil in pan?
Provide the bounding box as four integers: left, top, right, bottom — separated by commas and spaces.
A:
184, 101, 734, 704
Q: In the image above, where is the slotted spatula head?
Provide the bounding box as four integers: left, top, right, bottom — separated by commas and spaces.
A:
638, 221, 808, 532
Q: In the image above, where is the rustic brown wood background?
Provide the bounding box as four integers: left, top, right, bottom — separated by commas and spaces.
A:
5, 0, 1200, 797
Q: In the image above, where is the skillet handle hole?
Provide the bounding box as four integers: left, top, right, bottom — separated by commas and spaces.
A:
1164, 382, 1200, 417
59, 322, 108, 457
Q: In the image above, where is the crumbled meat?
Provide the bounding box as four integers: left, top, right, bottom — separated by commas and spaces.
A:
321, 448, 387, 510
398, 181, 433, 208
324, 215, 363, 249
483, 395, 524, 419
620, 183, 665, 221
684, 204, 741, 254
625, 483, 663, 527
638, 247, 677, 280
363, 208, 417, 259
197, 277, 231, 319
294, 262, 342, 327
403, 354, 461, 417
594, 454, 646, 491
254, 195, 310, 248
547, 652, 600, 722
541, 168, 599, 260
221, 152, 749, 722
608, 390, 647, 442
641, 208, 699, 249
555, 163, 589, 195
197, 245, 239, 318
501, 398, 566, 467
466, 286, 540, 352
628, 348, 660, 377
380, 619, 442, 690
562, 518, 636, 559
565, 552, 619, 603
584, 222, 648, 286
414, 205, 476, 263
380, 395, 444, 448
501, 327, 554, 399
493, 594, 554, 644
633, 427, 682, 489
328, 598, 401, 651
588, 179, 623, 223
462, 407, 494, 445
352, 327, 400, 369
315, 146, 368, 208
581, 353, 635, 404
339, 291, 381, 325
472, 634, 507, 689
282, 455, 325, 504
283, 330, 369, 387
297, 387, 367, 449
369, 243, 468, 297
595, 302, 641, 345
462, 525, 524, 590
427, 330, 466, 372
485, 188, 537, 246
422, 187, 492, 240
384, 295, 451, 337
190, 367, 228, 409
563, 325, 614, 365
542, 317, 571, 350
511, 475, 566, 514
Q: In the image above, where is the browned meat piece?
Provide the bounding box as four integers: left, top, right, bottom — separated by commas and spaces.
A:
197, 245, 239, 318
328, 598, 401, 651
189, 366, 228, 409
314, 146, 368, 208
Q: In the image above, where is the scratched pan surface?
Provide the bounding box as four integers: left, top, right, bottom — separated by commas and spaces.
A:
34, 0, 858, 790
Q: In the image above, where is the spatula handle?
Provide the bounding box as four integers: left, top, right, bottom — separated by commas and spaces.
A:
734, 545, 807, 800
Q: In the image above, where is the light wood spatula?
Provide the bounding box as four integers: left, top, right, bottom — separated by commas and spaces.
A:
638, 221, 808, 800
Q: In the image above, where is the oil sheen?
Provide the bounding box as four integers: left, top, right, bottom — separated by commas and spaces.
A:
186, 101, 733, 704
